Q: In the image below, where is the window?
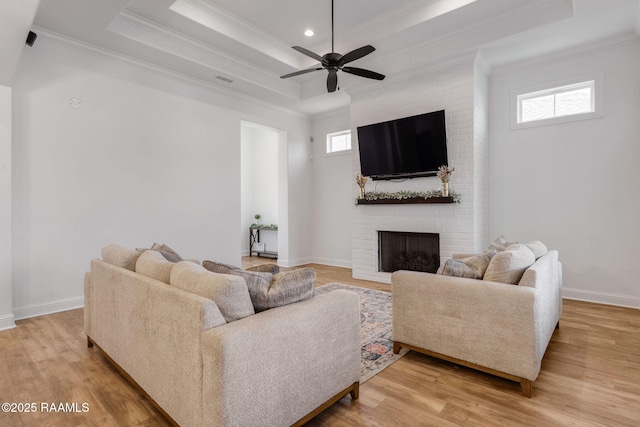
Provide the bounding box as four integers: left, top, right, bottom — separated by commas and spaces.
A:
511, 73, 602, 129
326, 130, 351, 154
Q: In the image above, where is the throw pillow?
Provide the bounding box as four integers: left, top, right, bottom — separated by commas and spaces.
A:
483, 244, 536, 285
102, 244, 141, 271
486, 236, 518, 252
170, 262, 255, 322
230, 268, 315, 312
150, 243, 183, 263
135, 250, 175, 284
202, 260, 280, 275
441, 251, 497, 279
525, 241, 548, 259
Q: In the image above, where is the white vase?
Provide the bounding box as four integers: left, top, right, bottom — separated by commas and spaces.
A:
441, 182, 449, 197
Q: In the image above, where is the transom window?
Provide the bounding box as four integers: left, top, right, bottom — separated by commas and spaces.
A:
326, 130, 351, 154
511, 73, 602, 129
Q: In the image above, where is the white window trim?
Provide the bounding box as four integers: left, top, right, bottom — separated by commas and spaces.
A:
510, 72, 604, 130
325, 129, 352, 156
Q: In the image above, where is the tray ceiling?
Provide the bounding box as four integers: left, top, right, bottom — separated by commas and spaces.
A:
27, 0, 640, 114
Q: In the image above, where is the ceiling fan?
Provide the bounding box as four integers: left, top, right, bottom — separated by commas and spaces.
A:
280, 0, 385, 93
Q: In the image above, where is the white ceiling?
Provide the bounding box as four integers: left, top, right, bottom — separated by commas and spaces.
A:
0, 0, 41, 86
14, 0, 640, 114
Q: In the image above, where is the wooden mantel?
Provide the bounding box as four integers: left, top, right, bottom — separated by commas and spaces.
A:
356, 196, 455, 205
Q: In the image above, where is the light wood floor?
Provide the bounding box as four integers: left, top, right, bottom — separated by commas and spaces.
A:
1, 259, 639, 426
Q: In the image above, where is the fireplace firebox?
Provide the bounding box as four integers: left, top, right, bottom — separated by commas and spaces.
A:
378, 231, 439, 273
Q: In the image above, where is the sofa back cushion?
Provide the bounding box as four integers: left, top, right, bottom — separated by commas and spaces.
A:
525, 241, 548, 259
231, 268, 315, 312
170, 262, 255, 322
136, 250, 176, 284
102, 244, 142, 271
483, 244, 536, 285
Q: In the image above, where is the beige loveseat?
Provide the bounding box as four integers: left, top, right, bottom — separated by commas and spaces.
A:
392, 243, 562, 397
84, 245, 361, 426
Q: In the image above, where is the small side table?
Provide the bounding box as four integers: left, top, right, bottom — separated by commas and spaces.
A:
249, 226, 278, 258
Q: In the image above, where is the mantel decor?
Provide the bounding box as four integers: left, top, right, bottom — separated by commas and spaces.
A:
355, 190, 460, 206
436, 165, 455, 197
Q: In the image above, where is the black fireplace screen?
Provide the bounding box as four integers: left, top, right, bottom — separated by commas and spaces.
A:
378, 231, 439, 273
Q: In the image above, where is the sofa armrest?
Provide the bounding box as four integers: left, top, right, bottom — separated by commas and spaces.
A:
201, 289, 360, 427
392, 270, 541, 380
87, 259, 226, 427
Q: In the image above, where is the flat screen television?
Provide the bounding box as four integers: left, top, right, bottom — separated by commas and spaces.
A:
357, 109, 448, 180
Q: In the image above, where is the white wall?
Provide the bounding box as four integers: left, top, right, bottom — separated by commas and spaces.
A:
240, 124, 279, 256
11, 34, 311, 319
489, 37, 640, 308
310, 108, 353, 268
0, 86, 14, 330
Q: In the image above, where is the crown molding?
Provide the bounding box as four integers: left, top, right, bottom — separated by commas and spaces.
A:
306, 0, 453, 56
109, 11, 300, 100
489, 32, 640, 78
170, 0, 303, 69
344, 51, 477, 99
31, 27, 310, 118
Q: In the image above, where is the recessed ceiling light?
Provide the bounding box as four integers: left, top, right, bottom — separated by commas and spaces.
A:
304, 29, 314, 37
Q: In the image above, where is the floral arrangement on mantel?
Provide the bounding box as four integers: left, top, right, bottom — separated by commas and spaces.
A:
436, 165, 455, 183
355, 174, 368, 198
436, 165, 455, 197
355, 190, 461, 205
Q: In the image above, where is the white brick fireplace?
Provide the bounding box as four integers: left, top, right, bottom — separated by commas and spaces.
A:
350, 57, 489, 284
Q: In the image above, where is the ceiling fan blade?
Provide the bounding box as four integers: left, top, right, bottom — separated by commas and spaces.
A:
292, 46, 324, 62
339, 45, 375, 65
280, 67, 323, 79
342, 66, 385, 80
327, 69, 338, 92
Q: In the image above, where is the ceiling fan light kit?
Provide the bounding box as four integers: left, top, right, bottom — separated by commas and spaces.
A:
280, 0, 385, 93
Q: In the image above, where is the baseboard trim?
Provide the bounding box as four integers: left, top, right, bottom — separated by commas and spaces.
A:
13, 296, 84, 321
278, 257, 314, 268
311, 257, 352, 269
562, 287, 640, 309
0, 313, 16, 331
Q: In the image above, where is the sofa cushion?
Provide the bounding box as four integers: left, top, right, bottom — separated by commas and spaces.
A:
486, 236, 517, 252
170, 262, 255, 322
136, 250, 175, 284
441, 250, 497, 279
525, 241, 548, 259
230, 268, 315, 312
151, 243, 183, 263
102, 244, 141, 271
483, 244, 536, 285
202, 260, 280, 275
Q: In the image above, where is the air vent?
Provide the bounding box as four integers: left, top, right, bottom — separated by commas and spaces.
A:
215, 76, 233, 84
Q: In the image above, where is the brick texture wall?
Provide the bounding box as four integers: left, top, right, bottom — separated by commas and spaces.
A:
350, 58, 488, 283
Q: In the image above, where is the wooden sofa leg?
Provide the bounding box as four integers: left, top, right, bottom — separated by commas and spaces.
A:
87, 336, 94, 348
556, 321, 560, 329
520, 379, 532, 398
350, 382, 360, 400
393, 341, 401, 354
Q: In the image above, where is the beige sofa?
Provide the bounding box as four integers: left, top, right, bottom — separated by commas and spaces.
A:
392, 247, 562, 397
84, 246, 361, 426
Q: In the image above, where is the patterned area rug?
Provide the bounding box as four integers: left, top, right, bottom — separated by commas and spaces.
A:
315, 283, 409, 383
